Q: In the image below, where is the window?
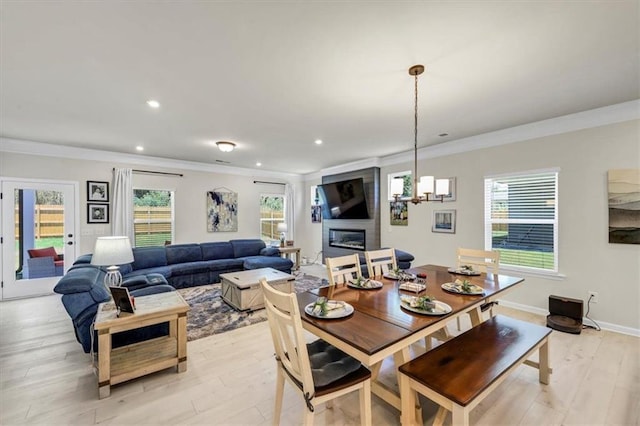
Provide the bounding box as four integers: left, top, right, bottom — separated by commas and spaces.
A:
484, 170, 558, 273
260, 194, 285, 244
133, 189, 174, 247
388, 171, 412, 200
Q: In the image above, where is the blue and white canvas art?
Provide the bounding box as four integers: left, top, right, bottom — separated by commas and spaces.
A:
207, 190, 238, 232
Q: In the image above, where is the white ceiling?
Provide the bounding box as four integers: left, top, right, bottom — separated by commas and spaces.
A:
1, 1, 638, 175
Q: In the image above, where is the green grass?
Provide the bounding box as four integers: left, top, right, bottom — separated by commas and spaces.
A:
496, 248, 555, 270
135, 233, 172, 247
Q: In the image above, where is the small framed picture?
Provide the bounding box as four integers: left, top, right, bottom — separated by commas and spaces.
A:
432, 209, 456, 233
88, 203, 109, 224
87, 181, 109, 202
109, 286, 135, 315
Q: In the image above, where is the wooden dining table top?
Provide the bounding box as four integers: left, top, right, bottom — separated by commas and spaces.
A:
296, 264, 525, 360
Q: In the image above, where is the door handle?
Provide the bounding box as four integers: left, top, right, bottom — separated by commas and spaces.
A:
68, 233, 73, 238
67, 241, 74, 245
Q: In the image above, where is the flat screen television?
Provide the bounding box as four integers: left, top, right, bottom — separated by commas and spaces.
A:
317, 178, 369, 219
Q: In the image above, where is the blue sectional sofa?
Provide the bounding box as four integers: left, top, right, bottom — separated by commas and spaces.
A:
74, 239, 294, 289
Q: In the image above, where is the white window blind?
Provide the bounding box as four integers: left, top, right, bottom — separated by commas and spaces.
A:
484, 170, 558, 272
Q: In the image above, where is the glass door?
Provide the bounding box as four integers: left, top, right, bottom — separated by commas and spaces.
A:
1, 179, 78, 299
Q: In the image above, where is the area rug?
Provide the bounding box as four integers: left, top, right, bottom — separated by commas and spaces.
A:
177, 273, 327, 341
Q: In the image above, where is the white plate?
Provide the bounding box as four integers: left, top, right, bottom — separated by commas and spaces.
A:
383, 272, 417, 281
347, 279, 383, 290
441, 282, 484, 295
305, 301, 354, 319
447, 267, 481, 276
400, 298, 452, 316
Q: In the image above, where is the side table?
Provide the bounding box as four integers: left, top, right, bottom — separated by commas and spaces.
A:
94, 291, 190, 398
279, 246, 301, 270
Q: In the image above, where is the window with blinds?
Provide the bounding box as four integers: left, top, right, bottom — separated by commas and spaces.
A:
484, 170, 558, 272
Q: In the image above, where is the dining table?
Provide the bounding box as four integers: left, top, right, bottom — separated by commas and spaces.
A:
296, 264, 525, 417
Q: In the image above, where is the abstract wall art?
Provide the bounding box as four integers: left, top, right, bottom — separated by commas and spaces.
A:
207, 190, 238, 232
608, 169, 640, 244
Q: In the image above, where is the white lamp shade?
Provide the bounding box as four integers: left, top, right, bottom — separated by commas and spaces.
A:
435, 178, 450, 196
277, 223, 287, 232
91, 236, 134, 266
418, 176, 434, 194
390, 178, 404, 196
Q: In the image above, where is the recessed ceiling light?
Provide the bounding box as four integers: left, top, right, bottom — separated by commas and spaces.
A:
314, 139, 323, 145
216, 141, 236, 152
136, 146, 144, 151
256, 162, 262, 167
146, 100, 160, 108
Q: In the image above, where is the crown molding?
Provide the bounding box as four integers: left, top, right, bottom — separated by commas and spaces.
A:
0, 137, 302, 182
303, 99, 640, 180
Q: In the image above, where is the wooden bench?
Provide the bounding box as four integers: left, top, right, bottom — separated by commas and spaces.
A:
399, 315, 552, 426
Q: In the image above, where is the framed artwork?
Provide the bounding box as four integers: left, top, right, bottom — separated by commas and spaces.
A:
390, 201, 408, 226
311, 205, 322, 223
207, 190, 238, 232
432, 209, 456, 233
429, 177, 456, 202
87, 181, 109, 202
87, 203, 109, 224
608, 169, 640, 244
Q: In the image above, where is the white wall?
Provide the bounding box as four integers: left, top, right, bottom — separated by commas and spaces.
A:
379, 120, 639, 332
0, 151, 302, 255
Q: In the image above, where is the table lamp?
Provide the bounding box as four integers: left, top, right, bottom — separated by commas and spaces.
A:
277, 223, 287, 247
91, 236, 134, 288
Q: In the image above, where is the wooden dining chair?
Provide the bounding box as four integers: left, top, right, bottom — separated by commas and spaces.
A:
364, 248, 397, 278
260, 279, 372, 426
325, 254, 362, 286
455, 247, 501, 330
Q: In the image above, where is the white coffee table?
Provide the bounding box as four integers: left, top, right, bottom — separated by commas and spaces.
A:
220, 267, 295, 311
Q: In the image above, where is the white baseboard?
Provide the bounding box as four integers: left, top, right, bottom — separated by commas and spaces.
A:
499, 300, 640, 337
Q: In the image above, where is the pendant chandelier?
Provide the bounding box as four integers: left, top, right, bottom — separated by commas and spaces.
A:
390, 65, 449, 204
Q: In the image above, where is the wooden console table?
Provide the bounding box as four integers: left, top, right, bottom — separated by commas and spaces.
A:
94, 291, 190, 398
279, 246, 301, 270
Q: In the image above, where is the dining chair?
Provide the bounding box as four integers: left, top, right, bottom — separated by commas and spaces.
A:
364, 248, 397, 278
455, 247, 500, 330
260, 279, 372, 426
325, 254, 362, 286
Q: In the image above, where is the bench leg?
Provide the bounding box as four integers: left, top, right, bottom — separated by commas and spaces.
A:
399, 374, 417, 426
451, 404, 470, 426
539, 339, 551, 384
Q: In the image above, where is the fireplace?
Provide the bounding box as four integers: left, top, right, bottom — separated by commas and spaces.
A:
329, 229, 366, 251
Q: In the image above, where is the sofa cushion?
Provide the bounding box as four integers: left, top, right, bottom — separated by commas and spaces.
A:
125, 266, 172, 280
260, 247, 280, 257
243, 256, 293, 271
230, 239, 266, 258
132, 247, 168, 270
205, 258, 245, 271
166, 244, 203, 264
169, 261, 211, 276
201, 242, 235, 261
60, 290, 109, 322
54, 267, 105, 295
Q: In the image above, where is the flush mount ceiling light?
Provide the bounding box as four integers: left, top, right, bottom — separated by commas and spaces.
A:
314, 139, 323, 145
146, 99, 160, 108
216, 141, 236, 152
390, 65, 449, 204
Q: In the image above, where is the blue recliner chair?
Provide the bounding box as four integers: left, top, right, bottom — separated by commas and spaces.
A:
54, 265, 175, 353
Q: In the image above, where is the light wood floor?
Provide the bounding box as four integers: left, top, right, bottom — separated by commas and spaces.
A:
1, 265, 638, 425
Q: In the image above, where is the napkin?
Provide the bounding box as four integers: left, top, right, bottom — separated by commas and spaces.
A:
399, 282, 426, 293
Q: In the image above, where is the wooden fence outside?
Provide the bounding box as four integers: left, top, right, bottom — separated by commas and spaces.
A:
18, 206, 285, 242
